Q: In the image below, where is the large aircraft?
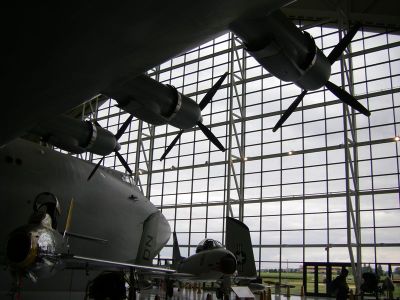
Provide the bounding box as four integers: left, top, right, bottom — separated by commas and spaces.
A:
1, 1, 369, 155
1, 1, 369, 298
0, 138, 173, 299
167, 217, 257, 299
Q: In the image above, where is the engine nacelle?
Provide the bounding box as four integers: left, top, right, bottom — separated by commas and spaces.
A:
105, 74, 202, 130
30, 115, 119, 156
231, 9, 331, 91
6, 224, 66, 281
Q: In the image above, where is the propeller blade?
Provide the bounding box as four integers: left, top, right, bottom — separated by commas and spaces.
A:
197, 121, 225, 152
199, 72, 229, 111
160, 130, 184, 161
115, 151, 133, 175
115, 114, 134, 140
327, 22, 361, 65
273, 90, 308, 132
159, 73, 228, 160
325, 81, 370, 116
87, 156, 105, 181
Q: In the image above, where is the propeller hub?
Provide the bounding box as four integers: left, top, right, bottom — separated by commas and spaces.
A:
168, 94, 202, 129
114, 142, 121, 152
294, 47, 331, 91
160, 72, 228, 160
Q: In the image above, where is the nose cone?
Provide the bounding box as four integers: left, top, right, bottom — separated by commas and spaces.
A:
114, 142, 121, 152
295, 48, 331, 91
6, 226, 67, 280
220, 253, 237, 275
7, 231, 36, 268
168, 94, 202, 129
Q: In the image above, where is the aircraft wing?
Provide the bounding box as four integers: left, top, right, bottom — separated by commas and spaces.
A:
64, 255, 203, 282
63, 254, 176, 274
2, 1, 294, 146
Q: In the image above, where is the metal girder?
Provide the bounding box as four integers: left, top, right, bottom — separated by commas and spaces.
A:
226, 34, 247, 221
133, 121, 155, 195
337, 4, 363, 290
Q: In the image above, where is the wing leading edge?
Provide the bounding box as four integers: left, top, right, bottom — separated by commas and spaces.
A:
63, 254, 176, 274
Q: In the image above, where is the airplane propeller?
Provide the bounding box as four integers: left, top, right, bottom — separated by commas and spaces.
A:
273, 22, 370, 132
87, 115, 134, 181
160, 72, 228, 160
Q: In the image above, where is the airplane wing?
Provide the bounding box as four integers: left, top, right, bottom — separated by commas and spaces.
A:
2, 1, 294, 146
63, 254, 176, 274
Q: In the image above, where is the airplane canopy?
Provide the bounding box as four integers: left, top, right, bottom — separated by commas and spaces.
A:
196, 239, 223, 253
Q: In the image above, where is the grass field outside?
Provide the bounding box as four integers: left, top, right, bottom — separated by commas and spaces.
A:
259, 271, 400, 298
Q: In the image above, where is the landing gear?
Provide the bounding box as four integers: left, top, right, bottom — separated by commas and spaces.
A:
128, 287, 137, 300
127, 267, 138, 300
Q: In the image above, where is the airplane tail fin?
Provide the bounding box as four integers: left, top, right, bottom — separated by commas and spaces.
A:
226, 217, 257, 278
172, 232, 183, 264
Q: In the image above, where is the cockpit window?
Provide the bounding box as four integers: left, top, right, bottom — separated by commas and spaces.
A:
214, 240, 223, 248
122, 174, 135, 185
195, 239, 224, 253
31, 192, 61, 229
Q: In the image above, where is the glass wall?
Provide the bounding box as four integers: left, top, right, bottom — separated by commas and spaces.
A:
89, 21, 400, 291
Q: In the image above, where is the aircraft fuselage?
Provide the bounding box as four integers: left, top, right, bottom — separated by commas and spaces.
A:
0, 139, 170, 286
176, 248, 237, 280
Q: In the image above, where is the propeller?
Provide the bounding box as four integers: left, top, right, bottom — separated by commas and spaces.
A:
273, 22, 370, 132
87, 115, 133, 181
160, 72, 228, 160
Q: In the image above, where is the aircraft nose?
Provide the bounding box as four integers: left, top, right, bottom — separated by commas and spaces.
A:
220, 253, 237, 275
6, 230, 36, 268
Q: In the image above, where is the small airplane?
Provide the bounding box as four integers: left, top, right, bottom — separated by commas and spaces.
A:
0, 138, 174, 299
166, 216, 258, 299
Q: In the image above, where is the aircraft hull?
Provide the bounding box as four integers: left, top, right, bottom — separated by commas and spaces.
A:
0, 139, 170, 295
